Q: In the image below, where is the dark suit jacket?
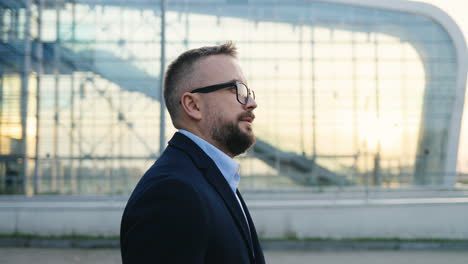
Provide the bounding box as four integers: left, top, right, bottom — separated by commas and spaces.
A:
120, 132, 265, 264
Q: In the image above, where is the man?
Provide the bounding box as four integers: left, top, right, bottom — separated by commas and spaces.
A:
120, 42, 266, 264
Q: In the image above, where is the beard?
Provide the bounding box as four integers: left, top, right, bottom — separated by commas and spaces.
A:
210, 112, 256, 157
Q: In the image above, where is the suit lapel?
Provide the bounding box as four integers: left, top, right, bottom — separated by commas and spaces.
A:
203, 163, 255, 259
168, 133, 255, 259
237, 190, 266, 264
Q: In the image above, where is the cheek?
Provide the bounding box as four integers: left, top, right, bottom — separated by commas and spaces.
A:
204, 105, 225, 127
208, 103, 230, 119
204, 97, 241, 123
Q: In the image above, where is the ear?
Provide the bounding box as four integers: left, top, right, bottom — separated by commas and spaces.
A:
180, 92, 203, 121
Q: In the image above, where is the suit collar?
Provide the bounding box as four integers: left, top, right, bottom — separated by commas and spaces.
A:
168, 132, 211, 169
168, 132, 255, 259
178, 129, 241, 193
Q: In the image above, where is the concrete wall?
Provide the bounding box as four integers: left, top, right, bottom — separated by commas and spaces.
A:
0, 198, 124, 237
249, 198, 468, 239
1, 194, 467, 239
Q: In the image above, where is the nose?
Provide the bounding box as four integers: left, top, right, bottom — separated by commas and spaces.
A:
244, 94, 257, 110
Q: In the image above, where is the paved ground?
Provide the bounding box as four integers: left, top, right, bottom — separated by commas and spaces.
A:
0, 248, 467, 264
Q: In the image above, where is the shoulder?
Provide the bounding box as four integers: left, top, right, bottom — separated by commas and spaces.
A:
127, 171, 202, 213
121, 177, 208, 231
120, 178, 210, 263
121, 141, 213, 226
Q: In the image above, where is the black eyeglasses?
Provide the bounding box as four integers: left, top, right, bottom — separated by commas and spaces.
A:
190, 81, 255, 105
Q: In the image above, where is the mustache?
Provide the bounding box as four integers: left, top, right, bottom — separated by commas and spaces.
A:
238, 112, 255, 121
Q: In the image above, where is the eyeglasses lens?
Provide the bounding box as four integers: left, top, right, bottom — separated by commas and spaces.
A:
236, 83, 249, 104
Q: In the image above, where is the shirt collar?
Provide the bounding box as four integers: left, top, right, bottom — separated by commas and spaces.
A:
178, 129, 240, 193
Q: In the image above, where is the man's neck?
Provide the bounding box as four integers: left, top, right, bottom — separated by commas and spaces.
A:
179, 128, 235, 158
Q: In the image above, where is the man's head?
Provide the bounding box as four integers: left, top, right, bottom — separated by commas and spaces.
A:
163, 42, 257, 157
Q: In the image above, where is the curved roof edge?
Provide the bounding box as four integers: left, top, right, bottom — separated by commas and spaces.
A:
314, 0, 467, 49
315, 0, 467, 185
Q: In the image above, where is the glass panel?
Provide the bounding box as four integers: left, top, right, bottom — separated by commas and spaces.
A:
0, 0, 464, 194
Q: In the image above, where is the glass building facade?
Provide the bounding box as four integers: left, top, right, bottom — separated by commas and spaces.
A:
0, 0, 466, 195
